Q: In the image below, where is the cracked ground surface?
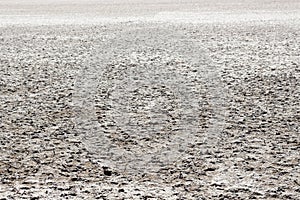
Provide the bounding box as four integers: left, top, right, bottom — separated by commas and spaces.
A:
0, 1, 300, 199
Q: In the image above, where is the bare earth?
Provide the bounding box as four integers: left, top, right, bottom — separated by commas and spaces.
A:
0, 0, 300, 199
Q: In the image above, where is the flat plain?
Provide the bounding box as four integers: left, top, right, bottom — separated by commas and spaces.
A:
0, 0, 300, 199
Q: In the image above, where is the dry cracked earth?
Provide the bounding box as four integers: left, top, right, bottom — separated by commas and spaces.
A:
0, 1, 300, 199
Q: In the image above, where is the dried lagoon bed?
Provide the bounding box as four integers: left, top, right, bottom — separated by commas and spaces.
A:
0, 12, 300, 200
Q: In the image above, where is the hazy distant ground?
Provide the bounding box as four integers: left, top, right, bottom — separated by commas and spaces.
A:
1, 0, 300, 25
0, 1, 300, 199
2, 0, 300, 14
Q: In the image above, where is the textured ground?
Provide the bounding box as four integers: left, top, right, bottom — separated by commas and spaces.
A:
0, 1, 300, 199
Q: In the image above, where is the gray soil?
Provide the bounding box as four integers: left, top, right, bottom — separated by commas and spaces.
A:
0, 1, 300, 199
